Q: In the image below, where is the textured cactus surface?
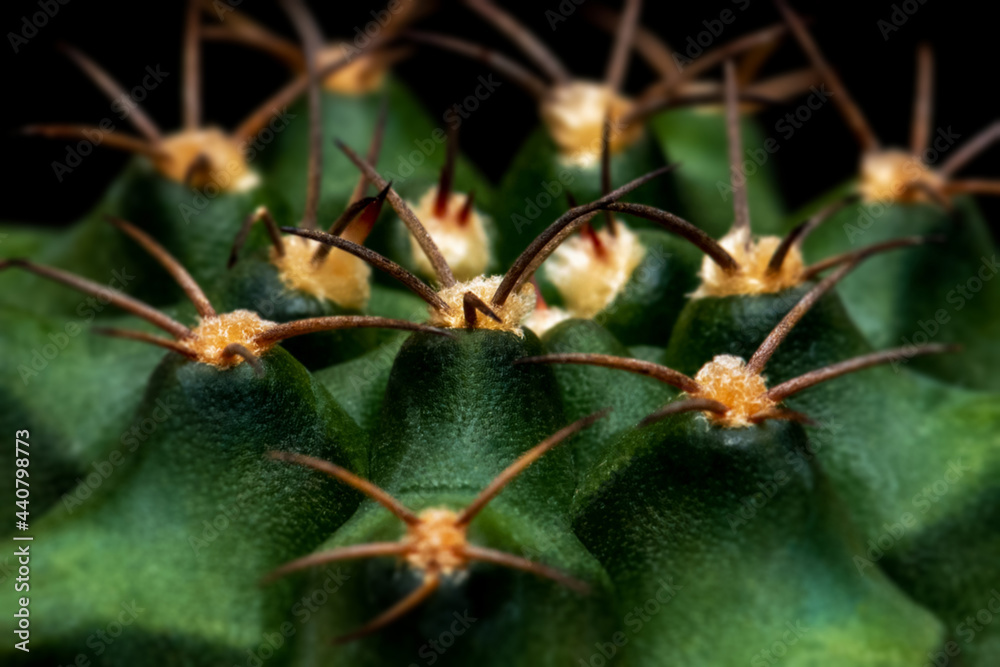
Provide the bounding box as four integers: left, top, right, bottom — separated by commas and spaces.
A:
2, 1, 999, 666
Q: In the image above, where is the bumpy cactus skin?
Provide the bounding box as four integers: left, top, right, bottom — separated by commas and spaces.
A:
2, 2, 999, 667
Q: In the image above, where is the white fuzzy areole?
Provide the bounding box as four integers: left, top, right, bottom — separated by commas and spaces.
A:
545, 222, 645, 319
407, 188, 491, 282
318, 43, 387, 94
152, 128, 258, 192
524, 306, 573, 337
271, 235, 372, 310
539, 81, 642, 167
692, 227, 805, 299
859, 149, 944, 203
428, 276, 535, 337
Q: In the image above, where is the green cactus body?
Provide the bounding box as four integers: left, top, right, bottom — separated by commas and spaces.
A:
0, 348, 366, 666
664, 285, 1000, 666
541, 319, 675, 470
800, 194, 1000, 391
278, 330, 614, 665
572, 413, 945, 666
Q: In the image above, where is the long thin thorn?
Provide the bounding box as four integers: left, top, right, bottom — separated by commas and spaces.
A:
767, 196, 858, 274
724, 60, 750, 235
600, 113, 617, 236
774, 0, 879, 153
92, 327, 197, 358
766, 344, 958, 403
222, 343, 264, 377
281, 227, 448, 311
463, 0, 571, 83
334, 574, 440, 644
605, 0, 642, 93
679, 22, 790, 85
404, 30, 548, 99
107, 216, 215, 318
748, 406, 815, 425
255, 316, 454, 346
268, 451, 419, 524
58, 43, 162, 142
943, 179, 1000, 196
746, 261, 857, 376
2, 259, 191, 340
938, 121, 1000, 177
457, 410, 610, 526
639, 397, 730, 428
636, 22, 790, 104
800, 235, 936, 282
744, 67, 822, 103
463, 545, 590, 594
183, 0, 201, 130
261, 543, 406, 585
229, 206, 285, 268
435, 126, 460, 217
583, 4, 681, 83
601, 202, 740, 272
517, 354, 701, 394
281, 0, 325, 230
349, 95, 389, 205
21, 125, 162, 157
463, 291, 501, 329
736, 34, 783, 86
910, 43, 934, 157
494, 164, 677, 307
335, 139, 456, 287
625, 89, 781, 127
199, 19, 304, 70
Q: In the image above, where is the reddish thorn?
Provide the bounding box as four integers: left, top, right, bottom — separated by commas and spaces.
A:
582, 221, 607, 260
458, 190, 476, 227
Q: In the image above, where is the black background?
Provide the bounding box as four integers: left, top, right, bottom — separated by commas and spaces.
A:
1, 0, 997, 232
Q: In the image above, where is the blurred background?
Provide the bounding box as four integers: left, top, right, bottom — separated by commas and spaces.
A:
1, 0, 997, 234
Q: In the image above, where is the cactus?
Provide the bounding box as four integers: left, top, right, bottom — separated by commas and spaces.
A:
2, 1, 999, 666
